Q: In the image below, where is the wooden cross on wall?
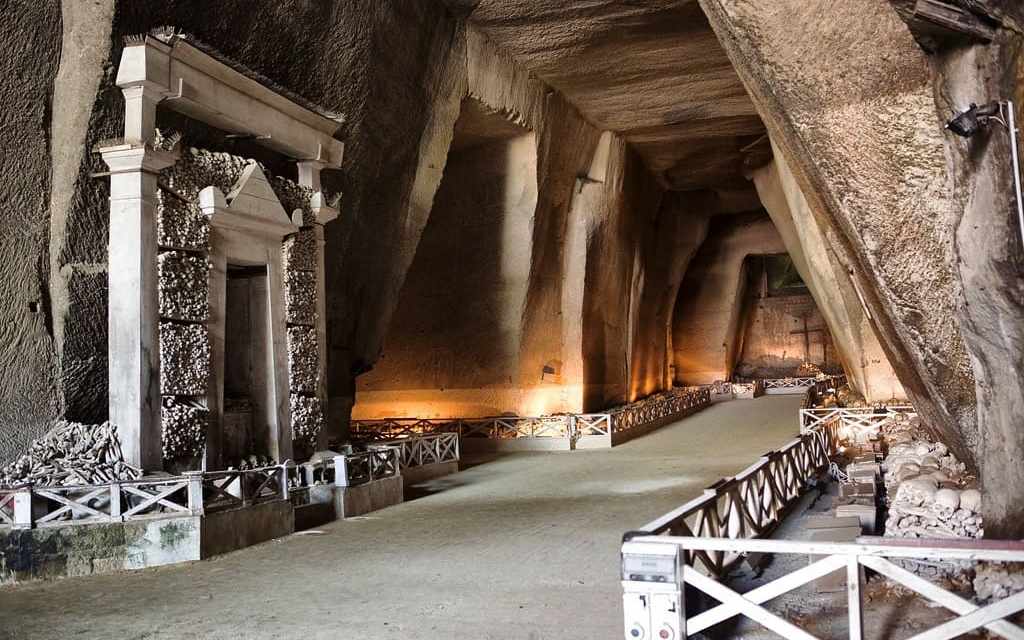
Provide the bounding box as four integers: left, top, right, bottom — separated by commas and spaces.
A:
791, 315, 827, 363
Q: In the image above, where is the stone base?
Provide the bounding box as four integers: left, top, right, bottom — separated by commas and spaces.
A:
459, 437, 572, 453
733, 387, 763, 400
0, 499, 296, 585
200, 500, 294, 558
293, 502, 335, 531
335, 475, 404, 518
400, 461, 460, 487
0, 517, 201, 585
574, 434, 614, 450
764, 387, 811, 395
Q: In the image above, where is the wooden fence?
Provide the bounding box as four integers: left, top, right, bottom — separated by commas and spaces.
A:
638, 412, 843, 575
350, 387, 711, 449
624, 534, 1024, 640
0, 465, 293, 528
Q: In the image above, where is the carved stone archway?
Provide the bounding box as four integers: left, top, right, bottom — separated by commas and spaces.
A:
200, 164, 301, 465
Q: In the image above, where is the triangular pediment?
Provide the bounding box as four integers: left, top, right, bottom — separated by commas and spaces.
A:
226, 163, 289, 225
200, 163, 299, 239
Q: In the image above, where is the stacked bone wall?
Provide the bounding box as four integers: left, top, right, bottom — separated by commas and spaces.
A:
158, 144, 322, 464
157, 146, 218, 464
283, 229, 323, 450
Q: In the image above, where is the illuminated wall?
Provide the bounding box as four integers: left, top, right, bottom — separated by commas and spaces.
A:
354, 101, 541, 418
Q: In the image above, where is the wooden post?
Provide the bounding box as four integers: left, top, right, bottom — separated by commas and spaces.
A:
279, 462, 292, 499
109, 482, 123, 521
678, 565, 688, 639
240, 472, 251, 507
13, 486, 33, 529
185, 471, 205, 516
334, 455, 350, 487
847, 555, 863, 640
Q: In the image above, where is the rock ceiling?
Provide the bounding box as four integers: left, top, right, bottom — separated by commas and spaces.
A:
441, 0, 767, 195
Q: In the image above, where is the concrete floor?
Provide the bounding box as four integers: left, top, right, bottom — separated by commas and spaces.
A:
0, 396, 803, 640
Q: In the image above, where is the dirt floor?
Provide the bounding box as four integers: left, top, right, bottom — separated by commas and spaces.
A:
0, 396, 804, 640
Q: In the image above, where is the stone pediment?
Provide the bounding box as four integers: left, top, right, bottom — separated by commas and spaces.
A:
199, 163, 300, 238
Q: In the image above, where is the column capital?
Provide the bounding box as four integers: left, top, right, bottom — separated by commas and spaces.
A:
310, 192, 340, 225
99, 143, 180, 175
296, 159, 329, 188
120, 81, 172, 102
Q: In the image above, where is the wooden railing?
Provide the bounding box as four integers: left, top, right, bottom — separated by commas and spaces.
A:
0, 466, 293, 529
763, 376, 818, 394
573, 413, 612, 438
461, 416, 571, 439
295, 447, 401, 489
378, 433, 459, 469
638, 413, 842, 576
349, 418, 455, 440
618, 378, 1013, 640
341, 446, 400, 486
602, 388, 710, 438
350, 388, 711, 448
799, 405, 916, 435
194, 466, 289, 514
624, 535, 1024, 640
731, 379, 764, 396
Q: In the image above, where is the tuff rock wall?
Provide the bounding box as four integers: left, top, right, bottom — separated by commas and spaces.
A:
0, 0, 63, 463
734, 291, 835, 379
9, 0, 681, 460
627, 194, 710, 402
699, 0, 1024, 533
575, 136, 661, 409
672, 213, 786, 385
355, 33, 678, 418
2, 0, 469, 462
354, 127, 540, 419
752, 148, 905, 402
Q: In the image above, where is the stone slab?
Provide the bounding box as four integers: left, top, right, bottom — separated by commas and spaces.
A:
804, 515, 861, 530
335, 474, 404, 518
840, 482, 877, 498
294, 502, 335, 532
200, 499, 294, 559
848, 462, 881, 476
808, 525, 863, 592
835, 503, 878, 533
0, 516, 201, 585
400, 461, 459, 488
460, 437, 573, 453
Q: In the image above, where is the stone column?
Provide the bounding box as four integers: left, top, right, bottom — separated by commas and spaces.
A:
297, 160, 339, 449
99, 142, 178, 470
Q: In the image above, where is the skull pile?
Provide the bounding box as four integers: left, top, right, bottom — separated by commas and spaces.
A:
160, 321, 210, 396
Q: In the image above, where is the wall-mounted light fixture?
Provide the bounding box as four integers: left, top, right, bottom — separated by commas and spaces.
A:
946, 101, 1024, 250
946, 101, 1003, 137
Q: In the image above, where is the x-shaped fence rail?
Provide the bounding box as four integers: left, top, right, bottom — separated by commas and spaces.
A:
381, 433, 460, 468
625, 380, 1022, 639
296, 446, 401, 489
800, 405, 917, 438
627, 535, 1024, 640
1, 466, 294, 528
640, 413, 842, 575
349, 388, 713, 447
